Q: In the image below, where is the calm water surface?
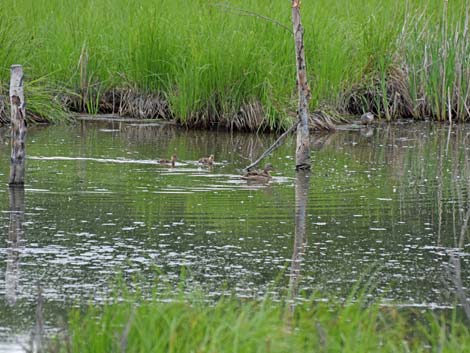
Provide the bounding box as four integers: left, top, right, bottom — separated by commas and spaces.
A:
0, 120, 469, 348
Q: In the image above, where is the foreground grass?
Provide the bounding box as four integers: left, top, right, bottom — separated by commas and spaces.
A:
49, 292, 470, 353
1, 0, 469, 128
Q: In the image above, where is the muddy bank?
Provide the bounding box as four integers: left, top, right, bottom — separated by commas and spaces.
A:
0, 61, 466, 132
0, 88, 341, 131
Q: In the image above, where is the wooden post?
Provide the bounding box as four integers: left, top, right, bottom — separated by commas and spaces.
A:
9, 64, 26, 185
292, 1, 311, 170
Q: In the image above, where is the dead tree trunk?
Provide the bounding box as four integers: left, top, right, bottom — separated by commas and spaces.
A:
292, 0, 311, 170
9, 65, 26, 185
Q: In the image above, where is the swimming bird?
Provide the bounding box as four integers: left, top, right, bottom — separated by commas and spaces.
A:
198, 154, 214, 166
241, 163, 274, 182
158, 154, 177, 167
360, 112, 374, 125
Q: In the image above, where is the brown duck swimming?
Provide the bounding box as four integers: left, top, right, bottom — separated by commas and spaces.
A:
360, 112, 374, 125
198, 154, 214, 166
241, 163, 274, 182
158, 154, 177, 167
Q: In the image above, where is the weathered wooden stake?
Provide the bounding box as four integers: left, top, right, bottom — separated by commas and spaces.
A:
292, 0, 311, 170
9, 64, 26, 185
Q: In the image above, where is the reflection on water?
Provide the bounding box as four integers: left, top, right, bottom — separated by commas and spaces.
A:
5, 187, 24, 305
288, 170, 310, 313
0, 121, 470, 344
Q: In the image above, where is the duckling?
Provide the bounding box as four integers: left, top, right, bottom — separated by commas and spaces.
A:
241, 163, 274, 182
198, 154, 214, 166
158, 154, 177, 167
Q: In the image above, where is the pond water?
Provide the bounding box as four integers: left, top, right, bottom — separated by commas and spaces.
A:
0, 120, 469, 348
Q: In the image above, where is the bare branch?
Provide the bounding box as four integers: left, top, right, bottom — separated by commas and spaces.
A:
213, 2, 292, 34
244, 121, 299, 171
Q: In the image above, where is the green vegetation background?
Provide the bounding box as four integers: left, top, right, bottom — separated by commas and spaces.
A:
1, 0, 469, 128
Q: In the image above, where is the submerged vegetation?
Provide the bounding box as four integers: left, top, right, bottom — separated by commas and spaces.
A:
47, 284, 470, 353
0, 0, 469, 129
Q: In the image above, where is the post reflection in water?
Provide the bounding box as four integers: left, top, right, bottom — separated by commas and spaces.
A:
445, 131, 470, 320
288, 170, 311, 312
5, 186, 25, 305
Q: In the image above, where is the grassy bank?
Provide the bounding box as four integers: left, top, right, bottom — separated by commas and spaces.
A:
0, 0, 469, 129
48, 290, 470, 353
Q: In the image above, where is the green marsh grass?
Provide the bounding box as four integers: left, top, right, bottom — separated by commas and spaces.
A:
0, 0, 469, 128
50, 288, 470, 353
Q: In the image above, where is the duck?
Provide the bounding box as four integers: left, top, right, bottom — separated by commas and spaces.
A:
360, 112, 374, 125
241, 163, 274, 182
198, 154, 214, 166
158, 154, 177, 167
